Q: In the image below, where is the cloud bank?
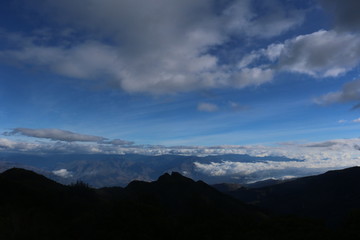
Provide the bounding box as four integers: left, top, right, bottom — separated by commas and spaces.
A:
1, 134, 360, 179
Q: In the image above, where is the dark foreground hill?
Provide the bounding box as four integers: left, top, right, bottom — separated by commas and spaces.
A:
1, 168, 359, 239
228, 166, 360, 226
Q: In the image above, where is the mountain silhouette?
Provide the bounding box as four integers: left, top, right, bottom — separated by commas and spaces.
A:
125, 172, 264, 219
229, 166, 360, 224
1, 167, 66, 191
1, 167, 357, 239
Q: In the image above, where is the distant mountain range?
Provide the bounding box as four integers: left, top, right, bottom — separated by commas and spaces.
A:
1, 167, 360, 239
0, 153, 309, 187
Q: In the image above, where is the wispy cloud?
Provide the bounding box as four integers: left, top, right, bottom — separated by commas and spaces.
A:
4, 128, 107, 142
353, 118, 360, 123
197, 102, 219, 112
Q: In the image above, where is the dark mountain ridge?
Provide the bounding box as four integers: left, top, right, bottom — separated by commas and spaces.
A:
1, 167, 360, 239
229, 166, 360, 225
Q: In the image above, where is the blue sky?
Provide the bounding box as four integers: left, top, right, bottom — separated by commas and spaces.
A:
1, 0, 360, 150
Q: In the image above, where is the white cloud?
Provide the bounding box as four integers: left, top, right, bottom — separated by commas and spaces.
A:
353, 118, 360, 123
239, 30, 360, 80
52, 169, 73, 178
194, 138, 360, 177
1, 136, 360, 179
197, 102, 219, 112
233, 68, 274, 88
0, 0, 305, 94
277, 30, 360, 77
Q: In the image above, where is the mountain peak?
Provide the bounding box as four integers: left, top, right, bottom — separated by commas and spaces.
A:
1, 167, 64, 191
157, 171, 194, 184
2, 167, 43, 179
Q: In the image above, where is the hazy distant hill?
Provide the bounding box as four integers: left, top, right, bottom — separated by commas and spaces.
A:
0, 153, 304, 187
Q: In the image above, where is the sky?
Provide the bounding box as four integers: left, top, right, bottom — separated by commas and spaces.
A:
1, 0, 360, 167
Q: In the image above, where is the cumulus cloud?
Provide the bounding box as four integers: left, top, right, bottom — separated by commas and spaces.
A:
0, 0, 305, 94
197, 102, 219, 112
4, 128, 106, 142
3, 0, 360, 96
230, 1, 360, 96
276, 30, 360, 77
315, 79, 360, 105
241, 30, 360, 78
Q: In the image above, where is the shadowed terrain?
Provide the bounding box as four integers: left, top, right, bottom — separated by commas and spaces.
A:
228, 166, 360, 225
1, 167, 360, 239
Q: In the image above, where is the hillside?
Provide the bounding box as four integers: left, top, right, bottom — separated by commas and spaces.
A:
0, 167, 343, 240
229, 166, 360, 225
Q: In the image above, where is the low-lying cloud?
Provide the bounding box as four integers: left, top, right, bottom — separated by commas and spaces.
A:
1, 135, 360, 180
52, 169, 73, 178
